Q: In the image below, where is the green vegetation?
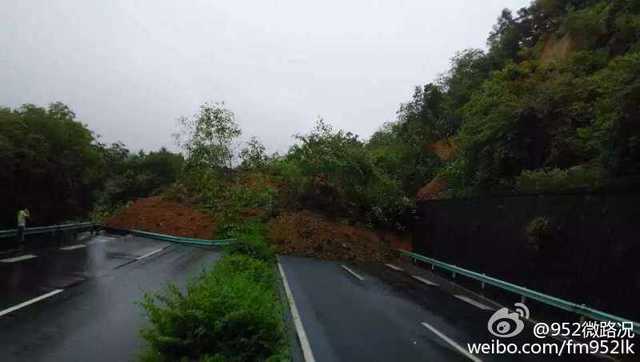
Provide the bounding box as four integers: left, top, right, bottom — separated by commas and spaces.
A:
223, 222, 277, 263
439, 0, 640, 195
139, 222, 287, 362
4, 0, 639, 359
525, 216, 554, 252
4, 1, 639, 232
0, 103, 183, 228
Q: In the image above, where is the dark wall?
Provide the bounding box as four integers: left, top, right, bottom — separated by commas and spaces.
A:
414, 192, 640, 321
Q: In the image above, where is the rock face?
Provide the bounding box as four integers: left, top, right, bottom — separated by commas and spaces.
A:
105, 196, 216, 239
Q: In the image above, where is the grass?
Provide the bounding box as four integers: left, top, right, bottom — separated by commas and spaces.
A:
139, 221, 289, 362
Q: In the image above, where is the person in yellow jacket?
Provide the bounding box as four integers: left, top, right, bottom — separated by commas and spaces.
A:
17, 209, 30, 244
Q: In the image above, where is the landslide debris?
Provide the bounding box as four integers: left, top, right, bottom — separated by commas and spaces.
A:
267, 210, 401, 262
105, 196, 216, 239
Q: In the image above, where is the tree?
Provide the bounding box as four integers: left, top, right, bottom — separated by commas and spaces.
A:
240, 137, 268, 170
0, 103, 102, 227
176, 102, 241, 170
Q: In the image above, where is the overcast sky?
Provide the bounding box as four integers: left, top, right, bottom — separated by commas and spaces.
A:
1, 0, 530, 153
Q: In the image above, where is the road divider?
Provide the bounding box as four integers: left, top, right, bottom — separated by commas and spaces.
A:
101, 226, 234, 247
0, 222, 96, 239
399, 249, 640, 333
0, 289, 64, 318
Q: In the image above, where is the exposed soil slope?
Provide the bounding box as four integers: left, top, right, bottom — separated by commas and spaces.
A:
105, 196, 216, 239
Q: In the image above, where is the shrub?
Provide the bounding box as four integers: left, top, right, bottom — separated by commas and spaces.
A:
223, 221, 276, 263
213, 255, 276, 287
139, 255, 286, 362
525, 216, 553, 252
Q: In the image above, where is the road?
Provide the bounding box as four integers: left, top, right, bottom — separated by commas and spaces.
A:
279, 256, 604, 362
0, 233, 220, 362
0, 233, 618, 361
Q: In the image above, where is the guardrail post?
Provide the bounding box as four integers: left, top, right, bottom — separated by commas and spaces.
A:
481, 274, 486, 290
520, 295, 526, 304
452, 271, 456, 279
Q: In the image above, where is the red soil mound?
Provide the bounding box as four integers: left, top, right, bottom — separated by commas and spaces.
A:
268, 210, 399, 262
105, 196, 216, 239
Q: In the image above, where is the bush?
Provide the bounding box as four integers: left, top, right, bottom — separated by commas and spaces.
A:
213, 255, 277, 286
525, 216, 553, 252
139, 254, 286, 362
223, 221, 276, 263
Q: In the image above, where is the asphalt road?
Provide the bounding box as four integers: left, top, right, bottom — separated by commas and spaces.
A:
279, 256, 604, 362
0, 233, 220, 362
0, 234, 621, 362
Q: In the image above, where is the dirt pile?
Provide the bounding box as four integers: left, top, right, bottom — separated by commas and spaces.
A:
105, 196, 216, 239
267, 210, 400, 262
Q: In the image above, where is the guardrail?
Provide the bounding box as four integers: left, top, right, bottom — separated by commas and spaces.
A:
398, 249, 640, 333
101, 226, 234, 247
0, 222, 96, 239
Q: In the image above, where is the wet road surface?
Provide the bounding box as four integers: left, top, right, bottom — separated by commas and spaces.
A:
279, 256, 603, 362
0, 235, 617, 362
0, 233, 220, 361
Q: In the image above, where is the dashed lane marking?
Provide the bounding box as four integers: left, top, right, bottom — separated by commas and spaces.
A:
135, 248, 165, 261
411, 275, 439, 286
87, 236, 117, 245
421, 321, 483, 362
453, 295, 493, 311
341, 265, 365, 281
277, 261, 316, 362
385, 263, 404, 271
59, 244, 86, 251
0, 254, 37, 263
0, 289, 64, 318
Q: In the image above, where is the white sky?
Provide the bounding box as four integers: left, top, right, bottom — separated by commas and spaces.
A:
1, 0, 530, 153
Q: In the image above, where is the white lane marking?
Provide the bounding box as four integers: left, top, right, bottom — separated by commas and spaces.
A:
136, 248, 165, 261
453, 295, 493, 311
385, 263, 404, 271
59, 244, 86, 251
87, 236, 117, 245
0, 289, 64, 318
412, 275, 439, 286
340, 265, 364, 281
277, 262, 316, 362
421, 321, 482, 362
0, 254, 37, 263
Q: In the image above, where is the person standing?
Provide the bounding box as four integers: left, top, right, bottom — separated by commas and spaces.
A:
16, 208, 30, 244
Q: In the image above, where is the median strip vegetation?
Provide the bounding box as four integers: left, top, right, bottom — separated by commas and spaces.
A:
138, 222, 289, 362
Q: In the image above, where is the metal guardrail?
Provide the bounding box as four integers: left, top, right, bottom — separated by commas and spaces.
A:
101, 226, 234, 247
398, 249, 640, 333
0, 222, 96, 239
